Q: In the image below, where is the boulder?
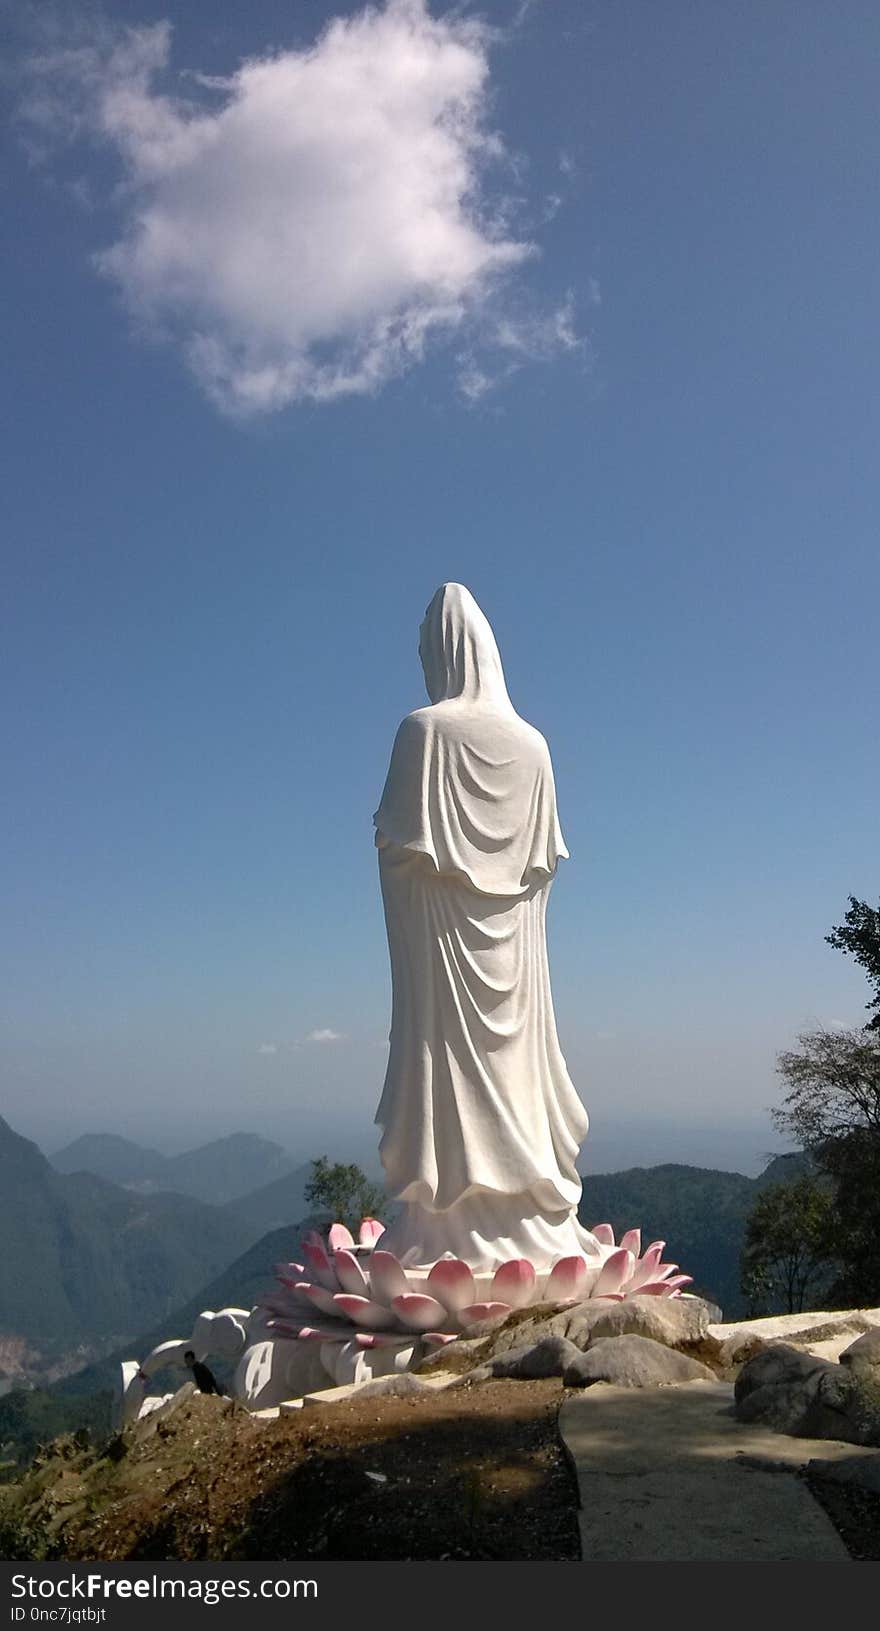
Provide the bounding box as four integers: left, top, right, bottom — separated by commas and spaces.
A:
735, 1342, 880, 1446
562, 1295, 713, 1354
482, 1334, 582, 1380
562, 1334, 716, 1389
839, 1328, 880, 1381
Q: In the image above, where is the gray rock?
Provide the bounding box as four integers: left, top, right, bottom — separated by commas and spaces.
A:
735, 1343, 834, 1402
839, 1328, 880, 1380
735, 1342, 880, 1446
563, 1295, 713, 1354
562, 1334, 717, 1389
718, 1330, 770, 1371
485, 1334, 582, 1380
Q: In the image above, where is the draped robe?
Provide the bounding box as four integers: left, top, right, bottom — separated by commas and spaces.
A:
373, 585, 596, 1270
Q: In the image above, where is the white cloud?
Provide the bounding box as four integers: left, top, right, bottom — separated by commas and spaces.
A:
456, 290, 584, 402
304, 1028, 345, 1045
256, 1041, 278, 1056
17, 1, 581, 415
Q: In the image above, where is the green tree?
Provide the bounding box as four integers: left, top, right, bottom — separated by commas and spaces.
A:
304, 1156, 385, 1233
772, 1027, 880, 1305
826, 895, 880, 1031
740, 1177, 837, 1315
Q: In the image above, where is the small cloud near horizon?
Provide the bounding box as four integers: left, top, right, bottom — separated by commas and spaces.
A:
256, 1042, 278, 1056
304, 1028, 345, 1045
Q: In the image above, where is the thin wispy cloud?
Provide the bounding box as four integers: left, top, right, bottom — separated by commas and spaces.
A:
256, 1042, 278, 1056
16, 0, 580, 416
304, 1028, 345, 1045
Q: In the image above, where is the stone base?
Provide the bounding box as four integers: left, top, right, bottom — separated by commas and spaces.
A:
233, 1333, 418, 1407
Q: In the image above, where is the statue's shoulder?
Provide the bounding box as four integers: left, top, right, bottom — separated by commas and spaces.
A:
393, 706, 434, 742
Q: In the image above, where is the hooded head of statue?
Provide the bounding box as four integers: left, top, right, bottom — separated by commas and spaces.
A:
418, 583, 512, 709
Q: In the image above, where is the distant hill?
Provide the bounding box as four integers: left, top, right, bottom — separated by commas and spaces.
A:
754, 1149, 817, 1188
0, 1117, 251, 1371
222, 1162, 318, 1243
51, 1131, 300, 1206
51, 1134, 167, 1188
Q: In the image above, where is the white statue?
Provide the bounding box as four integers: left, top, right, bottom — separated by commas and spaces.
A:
373, 584, 599, 1272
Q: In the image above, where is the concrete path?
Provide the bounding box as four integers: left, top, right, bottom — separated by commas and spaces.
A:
559, 1381, 859, 1562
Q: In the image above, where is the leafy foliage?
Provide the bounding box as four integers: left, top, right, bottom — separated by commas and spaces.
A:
0, 1390, 111, 1483
740, 1177, 837, 1315
304, 1157, 386, 1232
773, 1027, 880, 1306
826, 896, 880, 1030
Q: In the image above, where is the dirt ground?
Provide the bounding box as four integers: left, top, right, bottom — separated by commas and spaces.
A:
0, 1379, 581, 1562
3, 1376, 878, 1563
804, 1471, 880, 1563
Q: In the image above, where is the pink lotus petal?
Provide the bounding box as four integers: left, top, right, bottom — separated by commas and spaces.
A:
491, 1259, 537, 1310
592, 1292, 626, 1302
297, 1324, 348, 1342
332, 1294, 394, 1330
302, 1240, 339, 1292
651, 1263, 678, 1283
458, 1302, 513, 1328
354, 1331, 410, 1349
663, 1275, 693, 1291
626, 1244, 664, 1292
545, 1256, 589, 1303
631, 1281, 676, 1296
328, 1222, 355, 1252
261, 1296, 294, 1317
359, 1217, 386, 1246
391, 1293, 450, 1332
668, 1289, 683, 1299
422, 1332, 459, 1348
591, 1248, 635, 1299
368, 1250, 410, 1304
591, 1223, 616, 1246
645, 1240, 666, 1257
427, 1258, 476, 1313
333, 1248, 369, 1296
274, 1262, 305, 1285
299, 1282, 340, 1318
619, 1228, 641, 1257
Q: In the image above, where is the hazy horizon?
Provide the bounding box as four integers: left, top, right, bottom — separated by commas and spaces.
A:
10, 1101, 792, 1184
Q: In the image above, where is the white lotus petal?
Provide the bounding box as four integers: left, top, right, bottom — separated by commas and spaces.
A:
427, 1258, 476, 1312
302, 1240, 339, 1292
591, 1248, 634, 1299
391, 1293, 450, 1332
491, 1259, 537, 1309
333, 1249, 369, 1296
299, 1282, 339, 1318
545, 1256, 589, 1303
458, 1302, 513, 1328
333, 1294, 394, 1330
368, 1250, 410, 1304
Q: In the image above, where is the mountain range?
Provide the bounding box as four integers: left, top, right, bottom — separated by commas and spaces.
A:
51, 1131, 300, 1206
0, 1117, 251, 1380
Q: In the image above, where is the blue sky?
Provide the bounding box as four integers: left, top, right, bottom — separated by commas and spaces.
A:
2, 1, 877, 1176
